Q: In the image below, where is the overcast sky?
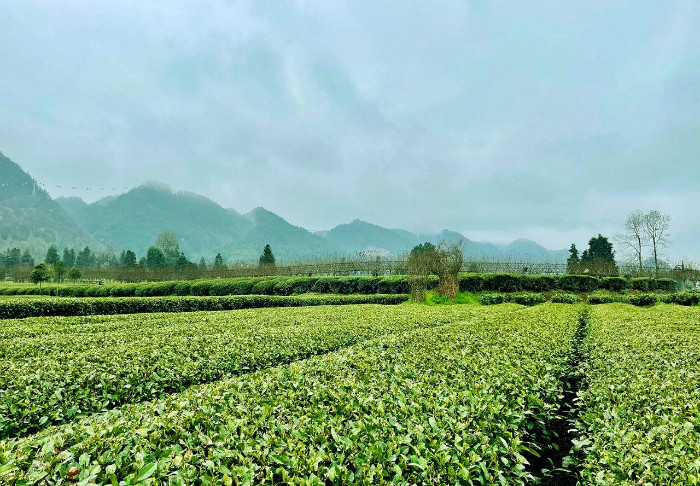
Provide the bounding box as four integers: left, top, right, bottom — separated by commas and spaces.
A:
1, 1, 698, 259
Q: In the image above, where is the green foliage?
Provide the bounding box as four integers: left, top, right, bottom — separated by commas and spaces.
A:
574, 305, 700, 483
557, 274, 599, 292
259, 244, 276, 266
0, 304, 580, 483
599, 277, 627, 291
0, 294, 408, 320
66, 266, 81, 281
423, 291, 480, 305
145, 246, 166, 268
550, 292, 580, 304
44, 245, 60, 265
20, 249, 33, 266
580, 234, 618, 275
52, 260, 67, 282
521, 275, 556, 292
458, 273, 485, 292
660, 292, 700, 306
213, 253, 224, 267
566, 243, 580, 274
483, 273, 522, 292
654, 278, 675, 292
630, 277, 651, 291
29, 263, 52, 286
120, 249, 137, 267
479, 292, 546, 306
62, 247, 75, 267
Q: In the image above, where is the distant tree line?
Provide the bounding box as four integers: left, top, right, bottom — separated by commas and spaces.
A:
4, 230, 282, 284
567, 209, 673, 277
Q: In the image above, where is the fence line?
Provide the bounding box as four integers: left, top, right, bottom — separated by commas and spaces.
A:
3, 259, 699, 283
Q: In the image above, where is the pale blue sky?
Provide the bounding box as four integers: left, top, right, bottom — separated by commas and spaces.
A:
1, 1, 698, 259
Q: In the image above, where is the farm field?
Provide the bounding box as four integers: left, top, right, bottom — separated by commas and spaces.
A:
1, 303, 582, 484
0, 302, 698, 484
574, 304, 700, 485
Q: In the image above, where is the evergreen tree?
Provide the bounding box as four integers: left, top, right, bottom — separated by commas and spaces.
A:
45, 245, 60, 265
122, 250, 137, 267
566, 243, 580, 274
581, 234, 617, 275
258, 245, 276, 274
63, 248, 76, 267
199, 257, 207, 270
213, 253, 224, 267
259, 245, 275, 266
20, 249, 34, 266
3, 248, 21, 267
146, 247, 166, 267
53, 260, 67, 282
76, 247, 93, 267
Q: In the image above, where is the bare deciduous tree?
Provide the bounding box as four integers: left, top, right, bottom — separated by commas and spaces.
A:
643, 210, 671, 277
435, 241, 463, 300
615, 210, 646, 272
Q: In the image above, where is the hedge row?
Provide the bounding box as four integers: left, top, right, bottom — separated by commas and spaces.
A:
479, 292, 548, 306
0, 294, 409, 320
1, 274, 676, 298
479, 291, 698, 307
587, 291, 700, 306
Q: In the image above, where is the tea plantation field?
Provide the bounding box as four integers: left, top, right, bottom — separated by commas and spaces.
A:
0, 302, 698, 484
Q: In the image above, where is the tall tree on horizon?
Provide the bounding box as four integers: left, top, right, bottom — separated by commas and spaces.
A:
44, 245, 60, 265
615, 210, 646, 272
566, 243, 580, 274
259, 244, 276, 275
643, 210, 671, 277
581, 234, 617, 276
63, 247, 76, 267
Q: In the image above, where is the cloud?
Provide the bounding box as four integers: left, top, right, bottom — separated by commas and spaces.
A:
0, 0, 698, 258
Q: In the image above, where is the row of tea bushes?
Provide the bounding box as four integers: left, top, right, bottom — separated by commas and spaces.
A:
0, 304, 466, 439
0, 304, 579, 484
480, 291, 699, 307
1, 274, 676, 298
573, 305, 700, 484
587, 291, 699, 306
0, 294, 408, 320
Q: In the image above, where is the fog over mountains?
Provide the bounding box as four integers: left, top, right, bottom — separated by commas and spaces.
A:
2, 152, 566, 263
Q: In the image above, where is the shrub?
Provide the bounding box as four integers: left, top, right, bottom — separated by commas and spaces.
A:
630, 278, 651, 291
506, 292, 546, 306
251, 279, 278, 295
653, 278, 675, 292
599, 277, 627, 292
521, 275, 556, 292
190, 280, 215, 296
587, 291, 617, 305
458, 274, 485, 293
173, 282, 192, 295
625, 293, 658, 306
484, 274, 522, 292
356, 277, 381, 294
377, 276, 409, 294
662, 293, 700, 306
480, 293, 505, 305
558, 275, 599, 293
550, 292, 579, 304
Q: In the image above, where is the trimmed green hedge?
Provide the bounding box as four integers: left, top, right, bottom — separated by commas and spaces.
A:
479, 292, 546, 306
0, 294, 409, 319
1, 273, 680, 298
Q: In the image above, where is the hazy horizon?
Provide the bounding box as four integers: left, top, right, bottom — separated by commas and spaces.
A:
1, 1, 698, 259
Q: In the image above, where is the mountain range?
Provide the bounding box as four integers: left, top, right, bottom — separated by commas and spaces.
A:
1, 152, 567, 263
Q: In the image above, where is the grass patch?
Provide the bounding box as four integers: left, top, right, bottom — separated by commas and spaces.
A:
422, 291, 481, 305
